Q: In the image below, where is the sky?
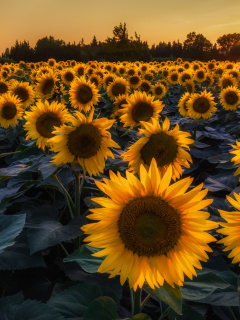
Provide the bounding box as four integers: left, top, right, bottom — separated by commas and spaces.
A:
1, 0, 240, 55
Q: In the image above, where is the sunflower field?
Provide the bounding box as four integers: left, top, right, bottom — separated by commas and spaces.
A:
1, 58, 240, 320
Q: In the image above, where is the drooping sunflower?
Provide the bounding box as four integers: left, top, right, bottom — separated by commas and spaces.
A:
220, 86, 240, 111
0, 80, 9, 95
219, 74, 238, 89
49, 108, 120, 176
217, 193, 240, 265
178, 92, 191, 117
81, 158, 217, 289
24, 100, 70, 149
0, 93, 23, 129
120, 91, 164, 128
69, 77, 100, 112
152, 82, 167, 100
10, 81, 35, 108
35, 72, 57, 100
107, 77, 130, 101
230, 140, 240, 179
187, 90, 217, 119
61, 68, 76, 85
122, 117, 193, 180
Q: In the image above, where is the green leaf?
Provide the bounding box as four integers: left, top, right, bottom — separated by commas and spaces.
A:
64, 244, 104, 273
131, 313, 152, 320
27, 205, 86, 254
0, 213, 26, 253
0, 151, 21, 158
48, 283, 103, 318
144, 282, 182, 315
83, 296, 119, 320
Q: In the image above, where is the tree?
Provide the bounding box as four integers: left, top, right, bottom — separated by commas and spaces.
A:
217, 33, 240, 54
90, 35, 98, 47
112, 22, 129, 43
229, 45, 240, 61
183, 32, 212, 59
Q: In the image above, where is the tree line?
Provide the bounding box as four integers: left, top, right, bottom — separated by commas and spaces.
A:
2, 23, 240, 63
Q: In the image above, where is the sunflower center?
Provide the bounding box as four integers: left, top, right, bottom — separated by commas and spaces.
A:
67, 123, 101, 158
90, 77, 99, 87
140, 132, 178, 167
128, 69, 135, 76
225, 91, 238, 105
106, 76, 114, 87
77, 67, 84, 76
119, 68, 125, 74
111, 83, 126, 97
132, 102, 154, 124
181, 74, 191, 83
193, 97, 211, 113
36, 112, 62, 138
0, 82, 8, 94
155, 86, 163, 95
118, 196, 182, 256
1, 102, 17, 120
186, 83, 193, 93
171, 74, 178, 81
41, 78, 54, 95
141, 82, 151, 92
14, 87, 29, 103
76, 84, 93, 104
65, 72, 74, 82
130, 76, 140, 85
197, 71, 204, 79
222, 79, 233, 89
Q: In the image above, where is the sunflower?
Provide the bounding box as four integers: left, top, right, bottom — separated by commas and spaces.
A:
81, 158, 217, 289
120, 91, 164, 129
217, 193, 240, 265
140, 80, 152, 93
194, 69, 207, 83
74, 64, 85, 77
230, 140, 240, 179
69, 77, 100, 112
122, 117, 193, 180
35, 72, 57, 100
102, 73, 115, 90
0, 93, 23, 129
24, 100, 70, 149
89, 74, 102, 90
112, 94, 129, 117
152, 82, 167, 100
168, 71, 179, 85
187, 90, 217, 119
219, 74, 238, 89
0, 80, 9, 95
178, 92, 191, 117
159, 79, 169, 90
61, 68, 76, 85
220, 86, 240, 111
183, 62, 190, 70
107, 77, 130, 101
117, 65, 127, 77
49, 108, 120, 176
128, 75, 142, 89
183, 79, 195, 94
179, 71, 192, 86
205, 74, 214, 86
10, 81, 35, 108
161, 68, 169, 79
48, 58, 56, 68
206, 62, 215, 72
1, 69, 9, 80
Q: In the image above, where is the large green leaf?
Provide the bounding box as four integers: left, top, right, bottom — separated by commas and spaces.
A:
144, 282, 182, 315
83, 296, 119, 320
131, 314, 152, 320
27, 205, 86, 254
64, 244, 104, 273
0, 213, 26, 253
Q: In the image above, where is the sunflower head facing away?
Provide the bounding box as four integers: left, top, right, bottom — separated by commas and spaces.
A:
24, 100, 70, 149
0, 93, 23, 129
187, 90, 217, 119
120, 91, 164, 129
82, 158, 217, 289
49, 108, 120, 176
69, 77, 100, 112
122, 117, 193, 180
220, 86, 240, 111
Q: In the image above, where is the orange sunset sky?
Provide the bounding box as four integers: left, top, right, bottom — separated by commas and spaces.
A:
1, 0, 240, 55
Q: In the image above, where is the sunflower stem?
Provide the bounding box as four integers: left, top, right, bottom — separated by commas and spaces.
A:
140, 294, 151, 312
59, 243, 69, 256
75, 172, 81, 216
131, 287, 142, 316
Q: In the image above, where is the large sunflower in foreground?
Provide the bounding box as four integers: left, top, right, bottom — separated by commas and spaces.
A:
120, 91, 164, 129
49, 108, 120, 176
220, 86, 240, 111
0, 93, 23, 129
10, 81, 35, 108
122, 118, 193, 180
69, 77, 100, 112
218, 193, 240, 265
82, 158, 217, 289
187, 90, 217, 119
24, 100, 70, 149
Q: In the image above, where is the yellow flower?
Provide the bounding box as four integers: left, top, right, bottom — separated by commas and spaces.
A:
107, 77, 130, 101
49, 108, 120, 176
218, 193, 240, 265
0, 80, 9, 95
152, 82, 167, 100
122, 117, 193, 180
230, 140, 240, 179
69, 77, 100, 112
219, 74, 238, 89
194, 68, 207, 83
187, 90, 217, 119
10, 81, 35, 108
220, 86, 240, 111
24, 100, 70, 149
82, 158, 217, 289
35, 72, 57, 100
120, 91, 164, 129
178, 92, 191, 117
0, 93, 23, 128
61, 68, 76, 85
